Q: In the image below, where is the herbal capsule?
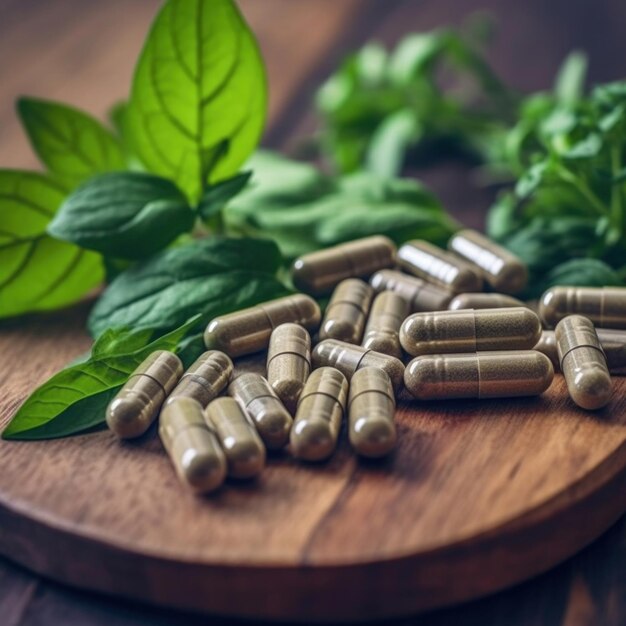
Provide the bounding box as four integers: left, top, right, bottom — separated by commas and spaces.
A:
166, 351, 233, 407
362, 291, 409, 359
536, 329, 626, 375
312, 338, 405, 392
533, 331, 560, 371
205, 397, 266, 478
319, 278, 374, 344
400, 307, 541, 357
290, 367, 348, 461
348, 367, 396, 458
448, 292, 525, 311
448, 229, 528, 294
539, 286, 626, 329
404, 351, 554, 400
370, 269, 453, 313
159, 397, 227, 494
106, 350, 182, 439
292, 235, 396, 295
204, 294, 321, 357
555, 315, 612, 410
229, 373, 293, 449
397, 240, 483, 293
266, 323, 311, 414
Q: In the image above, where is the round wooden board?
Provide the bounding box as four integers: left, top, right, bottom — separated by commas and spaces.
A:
0, 311, 626, 622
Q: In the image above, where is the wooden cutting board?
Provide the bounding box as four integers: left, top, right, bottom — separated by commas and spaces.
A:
0, 306, 625, 622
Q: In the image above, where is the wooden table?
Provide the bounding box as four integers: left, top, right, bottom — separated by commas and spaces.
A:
1, 0, 625, 624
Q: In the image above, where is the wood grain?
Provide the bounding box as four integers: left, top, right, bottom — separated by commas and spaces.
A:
0, 344, 625, 621
2, 0, 626, 624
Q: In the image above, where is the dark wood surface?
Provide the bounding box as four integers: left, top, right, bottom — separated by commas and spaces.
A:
1, 0, 626, 624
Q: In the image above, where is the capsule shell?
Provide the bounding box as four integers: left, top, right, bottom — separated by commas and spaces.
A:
166, 350, 233, 407
319, 279, 374, 344
229, 372, 293, 450
533, 331, 560, 371
291, 367, 348, 461
312, 338, 405, 393
106, 350, 183, 439
397, 240, 483, 293
159, 397, 227, 494
555, 315, 612, 410
362, 291, 409, 359
348, 367, 396, 458
404, 351, 554, 400
205, 397, 266, 478
266, 323, 311, 414
448, 229, 528, 294
203, 294, 321, 357
400, 307, 542, 357
539, 286, 626, 329
448, 292, 525, 311
292, 235, 396, 295
370, 269, 453, 313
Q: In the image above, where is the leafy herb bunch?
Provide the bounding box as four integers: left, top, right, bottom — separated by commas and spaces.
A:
2, 0, 456, 440
487, 58, 626, 296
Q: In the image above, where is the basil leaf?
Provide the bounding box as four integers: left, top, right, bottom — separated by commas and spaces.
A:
536, 258, 622, 295
228, 155, 456, 258
88, 237, 289, 337
553, 51, 588, 105
198, 171, 251, 221
17, 98, 125, 188
0, 170, 103, 319
2, 317, 198, 440
48, 172, 194, 260
125, 0, 267, 203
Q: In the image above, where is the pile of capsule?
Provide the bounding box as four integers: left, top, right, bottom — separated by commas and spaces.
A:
105, 230, 626, 495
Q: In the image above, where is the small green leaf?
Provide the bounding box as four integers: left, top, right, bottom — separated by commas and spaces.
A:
17, 97, 125, 188
2, 317, 198, 440
536, 258, 622, 294
125, 0, 267, 203
553, 51, 588, 105
48, 172, 194, 260
0, 170, 103, 319
198, 171, 251, 221
88, 237, 289, 337
365, 109, 419, 178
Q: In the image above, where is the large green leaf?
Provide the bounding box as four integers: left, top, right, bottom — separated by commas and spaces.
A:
48, 172, 194, 259
0, 170, 103, 318
125, 0, 267, 203
17, 98, 125, 188
88, 237, 289, 337
2, 317, 198, 440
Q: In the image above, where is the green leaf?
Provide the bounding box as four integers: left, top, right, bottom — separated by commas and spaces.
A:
198, 171, 251, 221
2, 317, 198, 440
365, 109, 419, 177
88, 237, 289, 337
536, 258, 622, 294
17, 97, 125, 188
554, 51, 588, 105
125, 0, 267, 203
0, 170, 103, 319
228, 156, 456, 258
48, 172, 194, 260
